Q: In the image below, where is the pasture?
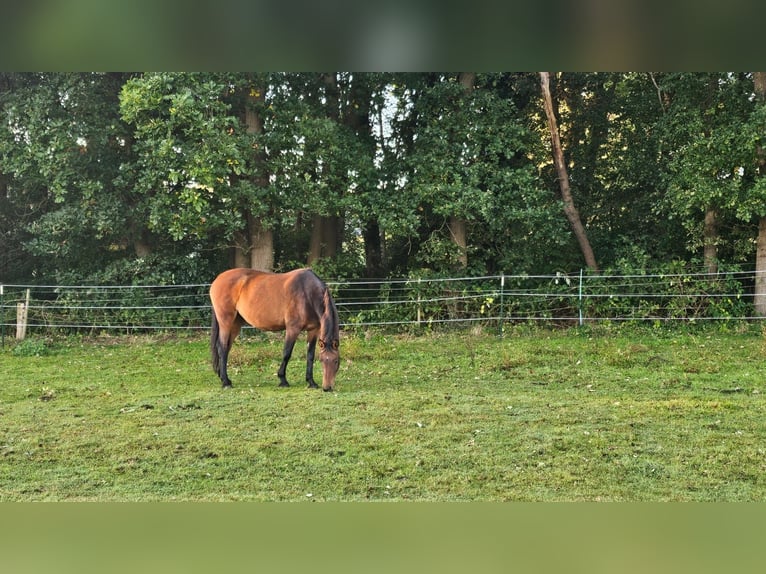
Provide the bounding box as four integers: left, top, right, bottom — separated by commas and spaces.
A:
1, 327, 766, 501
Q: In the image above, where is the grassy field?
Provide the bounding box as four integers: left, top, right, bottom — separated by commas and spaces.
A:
1, 326, 766, 501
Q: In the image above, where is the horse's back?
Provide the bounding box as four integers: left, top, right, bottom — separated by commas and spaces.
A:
210, 268, 267, 307
210, 268, 322, 332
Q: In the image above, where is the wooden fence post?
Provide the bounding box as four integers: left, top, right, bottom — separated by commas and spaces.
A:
499, 274, 505, 337
16, 289, 30, 340
417, 278, 422, 326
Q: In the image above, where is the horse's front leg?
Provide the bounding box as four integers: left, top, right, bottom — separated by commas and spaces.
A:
305, 336, 319, 389
277, 333, 298, 387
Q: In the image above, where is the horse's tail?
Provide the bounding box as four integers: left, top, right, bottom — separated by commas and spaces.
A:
210, 310, 221, 375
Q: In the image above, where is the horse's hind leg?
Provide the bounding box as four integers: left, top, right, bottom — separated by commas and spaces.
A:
277, 329, 300, 387
217, 339, 233, 388
212, 311, 241, 388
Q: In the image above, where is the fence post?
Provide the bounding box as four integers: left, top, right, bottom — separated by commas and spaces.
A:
578, 269, 584, 327
16, 289, 30, 340
417, 277, 422, 327
499, 274, 505, 337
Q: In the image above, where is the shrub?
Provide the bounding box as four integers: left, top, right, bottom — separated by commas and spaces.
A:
12, 338, 50, 357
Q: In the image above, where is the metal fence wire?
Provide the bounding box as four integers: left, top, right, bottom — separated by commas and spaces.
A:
0, 269, 763, 337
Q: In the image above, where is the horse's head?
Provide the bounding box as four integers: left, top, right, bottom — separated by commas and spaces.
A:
318, 338, 340, 391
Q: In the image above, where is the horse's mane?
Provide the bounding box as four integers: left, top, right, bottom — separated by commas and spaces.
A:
303, 269, 339, 345
320, 284, 339, 345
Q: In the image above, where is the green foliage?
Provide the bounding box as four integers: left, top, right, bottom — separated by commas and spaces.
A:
554, 73, 681, 263
120, 72, 255, 242
657, 73, 761, 258
0, 73, 144, 281
3, 72, 766, 284
581, 265, 751, 324
11, 337, 50, 357
389, 73, 560, 275
82, 251, 213, 286
308, 252, 366, 281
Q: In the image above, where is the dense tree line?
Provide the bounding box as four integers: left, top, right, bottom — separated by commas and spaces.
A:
2, 73, 766, 295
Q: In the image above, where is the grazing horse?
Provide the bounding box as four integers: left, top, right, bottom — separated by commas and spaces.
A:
209, 268, 340, 391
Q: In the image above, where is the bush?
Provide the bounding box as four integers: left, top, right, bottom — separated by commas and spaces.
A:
12, 338, 50, 357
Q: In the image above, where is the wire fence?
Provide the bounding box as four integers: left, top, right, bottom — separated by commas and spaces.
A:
0, 269, 764, 340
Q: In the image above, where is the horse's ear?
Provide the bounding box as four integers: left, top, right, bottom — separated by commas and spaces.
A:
318, 339, 325, 350
332, 339, 339, 350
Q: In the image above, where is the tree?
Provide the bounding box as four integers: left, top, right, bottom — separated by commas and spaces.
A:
397, 73, 547, 274
752, 72, 766, 315
657, 73, 758, 272
264, 72, 366, 273
344, 73, 384, 277
234, 77, 273, 271
306, 73, 342, 265
545, 73, 679, 269
448, 72, 475, 269
0, 73, 30, 281
398, 74, 478, 271
0, 72, 157, 283
10, 71, 766, 288
539, 72, 599, 272
120, 73, 277, 271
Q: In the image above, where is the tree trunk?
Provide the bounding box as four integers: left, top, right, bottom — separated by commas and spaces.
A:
308, 215, 323, 265
700, 78, 720, 277
233, 78, 273, 270
232, 216, 274, 271
308, 214, 341, 264
363, 221, 385, 278
448, 216, 468, 269
753, 72, 766, 315
247, 213, 274, 271
756, 218, 766, 316
703, 207, 718, 274
540, 72, 599, 273
307, 73, 344, 267
449, 72, 476, 270
134, 238, 152, 258
346, 74, 385, 277
233, 232, 249, 268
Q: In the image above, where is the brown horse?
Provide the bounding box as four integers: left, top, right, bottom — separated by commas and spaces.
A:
209, 268, 340, 391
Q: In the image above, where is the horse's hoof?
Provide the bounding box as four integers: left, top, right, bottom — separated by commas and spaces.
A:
322, 387, 333, 392
222, 382, 232, 389
278, 381, 290, 387
307, 381, 319, 389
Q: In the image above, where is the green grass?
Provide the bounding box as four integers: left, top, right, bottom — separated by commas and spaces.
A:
1, 327, 766, 500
